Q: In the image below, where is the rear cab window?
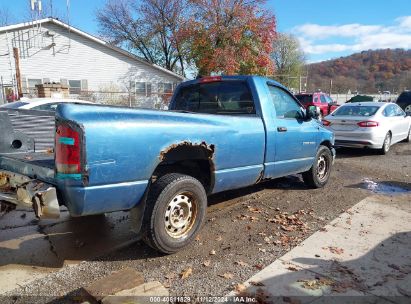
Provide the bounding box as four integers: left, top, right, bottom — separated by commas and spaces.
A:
295, 94, 312, 104
334, 105, 380, 116
172, 81, 255, 115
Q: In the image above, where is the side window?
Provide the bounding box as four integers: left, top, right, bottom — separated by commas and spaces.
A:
320, 95, 327, 103
313, 96, 319, 103
268, 85, 303, 119
326, 96, 333, 103
394, 105, 405, 116
383, 105, 396, 117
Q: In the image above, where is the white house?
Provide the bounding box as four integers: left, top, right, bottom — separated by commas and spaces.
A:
0, 18, 184, 106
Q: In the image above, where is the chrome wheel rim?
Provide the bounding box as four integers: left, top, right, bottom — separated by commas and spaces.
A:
405, 105, 411, 113
164, 192, 197, 238
317, 155, 328, 182
384, 134, 391, 152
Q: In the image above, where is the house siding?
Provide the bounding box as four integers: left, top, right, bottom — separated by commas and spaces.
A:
0, 21, 182, 102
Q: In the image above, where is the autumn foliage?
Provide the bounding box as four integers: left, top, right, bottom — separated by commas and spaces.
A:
177, 0, 277, 76
308, 49, 411, 93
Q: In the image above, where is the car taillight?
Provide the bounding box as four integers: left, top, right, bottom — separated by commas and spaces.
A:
55, 123, 82, 178
357, 121, 379, 127
322, 120, 331, 126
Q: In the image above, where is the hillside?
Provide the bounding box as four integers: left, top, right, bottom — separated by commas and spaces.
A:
307, 49, 411, 94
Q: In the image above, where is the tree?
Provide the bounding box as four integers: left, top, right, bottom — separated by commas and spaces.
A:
178, 0, 276, 76
270, 33, 305, 89
97, 0, 188, 76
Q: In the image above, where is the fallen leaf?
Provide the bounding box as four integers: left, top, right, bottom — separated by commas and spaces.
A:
203, 260, 211, 267
323, 246, 344, 255
258, 248, 266, 253
287, 266, 299, 271
235, 260, 249, 267
250, 281, 265, 286
254, 264, 264, 270
234, 283, 247, 293
24, 155, 33, 160
195, 235, 201, 241
180, 267, 192, 279
209, 249, 216, 255
247, 206, 262, 213
215, 235, 223, 241
219, 272, 234, 279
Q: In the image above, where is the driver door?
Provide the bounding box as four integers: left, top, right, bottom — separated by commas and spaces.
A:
264, 85, 319, 179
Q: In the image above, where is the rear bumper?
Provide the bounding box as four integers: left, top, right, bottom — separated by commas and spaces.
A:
333, 131, 385, 149
0, 170, 60, 218
334, 139, 383, 149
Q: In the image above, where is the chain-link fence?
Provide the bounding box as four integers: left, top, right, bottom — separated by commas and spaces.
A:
19, 89, 174, 109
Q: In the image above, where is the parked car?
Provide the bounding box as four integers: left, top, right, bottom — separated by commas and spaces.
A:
295, 92, 339, 119
0, 76, 335, 253
346, 95, 374, 103
0, 98, 93, 111
396, 91, 411, 113
323, 102, 411, 154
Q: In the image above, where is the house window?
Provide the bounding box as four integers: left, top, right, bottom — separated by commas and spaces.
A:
132, 82, 152, 96
159, 82, 173, 94
28, 78, 42, 89
135, 82, 146, 95
69, 80, 82, 94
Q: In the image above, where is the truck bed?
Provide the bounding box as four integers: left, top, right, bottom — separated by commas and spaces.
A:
3, 152, 55, 169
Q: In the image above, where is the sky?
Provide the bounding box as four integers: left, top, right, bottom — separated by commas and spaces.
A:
1, 0, 411, 63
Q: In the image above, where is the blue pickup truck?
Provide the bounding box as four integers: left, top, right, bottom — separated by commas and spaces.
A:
0, 76, 335, 253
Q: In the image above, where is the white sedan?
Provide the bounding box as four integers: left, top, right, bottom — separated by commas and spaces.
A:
0, 98, 93, 111
323, 102, 411, 154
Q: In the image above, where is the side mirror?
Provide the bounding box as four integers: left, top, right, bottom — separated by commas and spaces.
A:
306, 105, 320, 120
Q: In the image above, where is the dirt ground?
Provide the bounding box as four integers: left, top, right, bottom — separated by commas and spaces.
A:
1, 141, 410, 303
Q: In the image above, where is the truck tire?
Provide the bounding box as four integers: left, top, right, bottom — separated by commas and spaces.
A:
302, 145, 333, 188
141, 173, 207, 254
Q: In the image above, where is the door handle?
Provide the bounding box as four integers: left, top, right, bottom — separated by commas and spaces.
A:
277, 126, 287, 132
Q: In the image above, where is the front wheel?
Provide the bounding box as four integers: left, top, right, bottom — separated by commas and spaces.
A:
141, 173, 207, 254
302, 145, 333, 188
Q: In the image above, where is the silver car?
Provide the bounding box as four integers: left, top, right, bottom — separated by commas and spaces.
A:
323, 102, 411, 154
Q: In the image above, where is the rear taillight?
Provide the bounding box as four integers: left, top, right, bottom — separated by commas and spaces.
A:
322, 120, 331, 126
55, 123, 82, 178
357, 121, 379, 127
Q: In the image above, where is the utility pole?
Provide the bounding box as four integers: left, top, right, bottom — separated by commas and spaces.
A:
13, 47, 22, 98
329, 79, 333, 95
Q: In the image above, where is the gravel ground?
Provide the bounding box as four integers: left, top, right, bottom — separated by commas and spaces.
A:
3, 141, 411, 303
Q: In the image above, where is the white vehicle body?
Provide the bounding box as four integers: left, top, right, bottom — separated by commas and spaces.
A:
324, 102, 411, 150
0, 98, 93, 111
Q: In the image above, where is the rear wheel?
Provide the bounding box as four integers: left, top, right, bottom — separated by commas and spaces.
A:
404, 128, 411, 143
141, 173, 207, 254
302, 145, 333, 188
379, 132, 391, 155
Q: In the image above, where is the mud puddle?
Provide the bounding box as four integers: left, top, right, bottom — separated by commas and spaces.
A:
359, 178, 411, 195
